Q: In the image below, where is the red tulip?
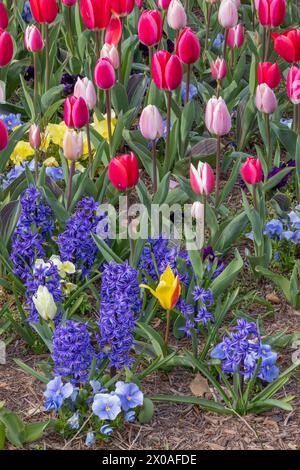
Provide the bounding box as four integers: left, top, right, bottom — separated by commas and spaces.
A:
272, 29, 300, 63
176, 27, 200, 65
287, 66, 300, 105
108, 152, 139, 190
227, 24, 244, 49
94, 57, 116, 90
64, 96, 90, 129
190, 162, 215, 195
241, 157, 264, 185
0, 2, 8, 30
156, 0, 171, 9
0, 29, 14, 67
80, 0, 111, 30
258, 62, 281, 89
110, 0, 135, 17
0, 118, 8, 151
138, 10, 163, 47
29, 0, 59, 24
105, 16, 122, 45
258, 0, 286, 28
151, 50, 183, 91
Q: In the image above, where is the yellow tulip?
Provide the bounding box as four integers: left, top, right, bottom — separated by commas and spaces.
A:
140, 265, 181, 310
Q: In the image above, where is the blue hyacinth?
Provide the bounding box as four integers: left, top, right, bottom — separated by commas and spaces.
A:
138, 236, 178, 282
97, 261, 141, 369
52, 320, 95, 384
11, 186, 54, 280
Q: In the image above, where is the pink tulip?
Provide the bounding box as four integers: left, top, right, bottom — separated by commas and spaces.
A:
108, 152, 140, 190
63, 129, 83, 160
105, 16, 122, 45
156, 0, 172, 9
167, 0, 187, 31
64, 96, 90, 129
241, 157, 264, 185
255, 83, 277, 113
138, 10, 163, 47
205, 96, 232, 136
218, 0, 238, 29
135, 0, 143, 7
62, 0, 77, 5
100, 43, 119, 69
94, 57, 116, 90
191, 201, 205, 220
110, 0, 135, 17
0, 30, 14, 68
176, 27, 201, 65
258, 0, 286, 28
0, 118, 8, 151
24, 26, 44, 52
227, 24, 244, 48
139, 105, 164, 141
74, 77, 97, 110
190, 162, 215, 195
0, 2, 8, 30
151, 50, 183, 91
29, 124, 41, 149
287, 65, 300, 105
211, 57, 227, 80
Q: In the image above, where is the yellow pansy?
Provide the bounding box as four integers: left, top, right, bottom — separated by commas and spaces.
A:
92, 113, 117, 142
43, 157, 59, 167
45, 122, 67, 147
10, 141, 34, 165
140, 265, 181, 310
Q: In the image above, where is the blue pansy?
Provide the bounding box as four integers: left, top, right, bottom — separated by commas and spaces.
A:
46, 166, 64, 181
67, 412, 80, 430
22, 1, 33, 23
44, 376, 73, 412
100, 424, 114, 435
92, 393, 122, 421
213, 33, 224, 49
85, 432, 95, 447
114, 382, 144, 411
0, 113, 22, 131
124, 410, 136, 422
264, 219, 284, 240
181, 82, 198, 103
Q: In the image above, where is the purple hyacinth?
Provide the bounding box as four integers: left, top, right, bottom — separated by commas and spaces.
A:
57, 197, 107, 278
138, 236, 178, 282
11, 186, 54, 280
25, 260, 62, 323
267, 160, 295, 190
96, 261, 142, 370
52, 320, 95, 384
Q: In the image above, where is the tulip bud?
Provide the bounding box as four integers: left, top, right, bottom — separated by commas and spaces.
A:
151, 50, 183, 91
190, 162, 215, 195
110, 0, 135, 17
255, 83, 277, 113
24, 25, 44, 53
211, 57, 227, 80
191, 201, 205, 220
205, 96, 232, 136
29, 0, 58, 24
258, 0, 286, 28
287, 66, 300, 105
0, 118, 8, 151
218, 0, 238, 29
29, 124, 41, 150
64, 96, 90, 129
176, 27, 201, 65
139, 105, 164, 141
0, 2, 8, 30
138, 10, 163, 47
108, 152, 139, 190
105, 16, 123, 45
33, 285, 57, 321
156, 0, 171, 8
63, 129, 83, 160
258, 62, 281, 89
0, 30, 14, 67
227, 24, 244, 48
74, 77, 97, 110
167, 0, 187, 31
0, 80, 5, 103
100, 43, 119, 69
241, 157, 264, 185
80, 0, 111, 30
94, 58, 116, 90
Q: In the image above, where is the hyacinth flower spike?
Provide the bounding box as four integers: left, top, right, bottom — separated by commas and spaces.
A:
140, 265, 180, 345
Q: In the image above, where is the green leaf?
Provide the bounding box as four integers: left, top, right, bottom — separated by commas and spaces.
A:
91, 233, 123, 264
0, 409, 25, 448
150, 394, 232, 415
211, 250, 243, 297
138, 397, 154, 424
24, 421, 51, 444
255, 266, 291, 304
136, 322, 167, 358
13, 359, 49, 384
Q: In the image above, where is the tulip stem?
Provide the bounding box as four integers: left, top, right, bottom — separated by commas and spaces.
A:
164, 309, 171, 345
185, 64, 191, 105
215, 135, 221, 207
203, 4, 212, 61
149, 46, 153, 68
118, 18, 124, 82
264, 113, 271, 168
86, 123, 93, 179
33, 52, 38, 112
95, 30, 100, 57
264, 26, 271, 61
293, 104, 298, 132
151, 140, 157, 193
45, 23, 50, 92
223, 29, 229, 62
251, 0, 256, 31
127, 189, 135, 265
297, 103, 300, 134
252, 184, 257, 211
164, 90, 172, 172
34, 150, 39, 182
105, 89, 113, 159
67, 160, 75, 210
